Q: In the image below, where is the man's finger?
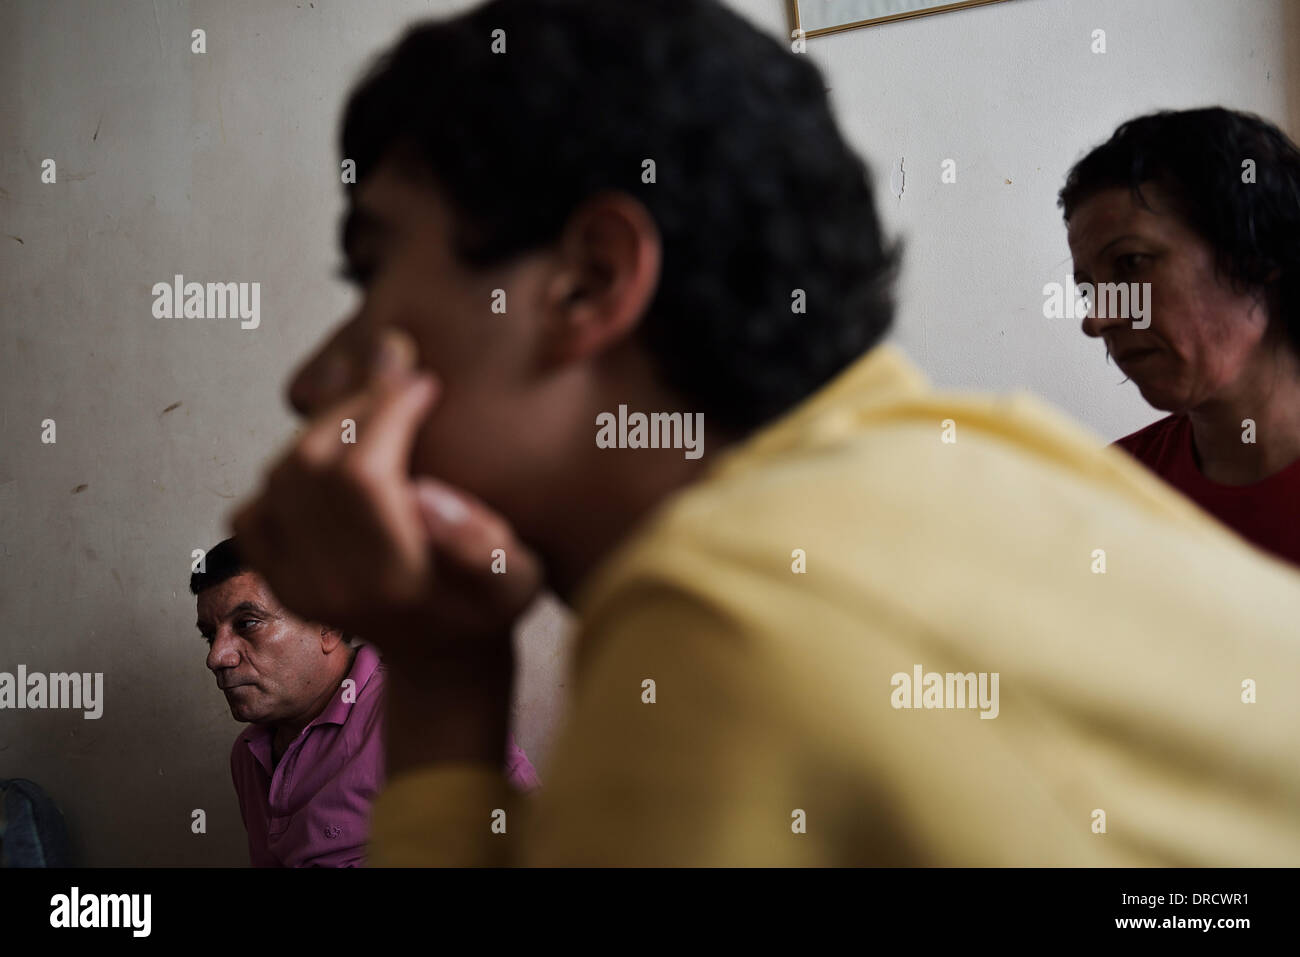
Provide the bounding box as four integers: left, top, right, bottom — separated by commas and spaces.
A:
352, 373, 440, 476
296, 385, 385, 464
413, 478, 531, 581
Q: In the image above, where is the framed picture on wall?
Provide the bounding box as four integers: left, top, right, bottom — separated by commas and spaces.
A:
791, 0, 1013, 39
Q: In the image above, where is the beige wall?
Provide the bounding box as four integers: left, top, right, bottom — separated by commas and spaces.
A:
1, 0, 1295, 865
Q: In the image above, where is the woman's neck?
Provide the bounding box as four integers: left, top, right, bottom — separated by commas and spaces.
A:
1187, 343, 1300, 485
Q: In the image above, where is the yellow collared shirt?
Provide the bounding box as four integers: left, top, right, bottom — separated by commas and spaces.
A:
371, 345, 1300, 866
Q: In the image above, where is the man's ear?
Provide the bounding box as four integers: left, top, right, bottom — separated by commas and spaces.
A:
542, 190, 661, 366
318, 626, 346, 654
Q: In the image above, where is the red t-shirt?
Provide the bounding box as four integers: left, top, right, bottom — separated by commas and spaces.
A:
1114, 414, 1300, 569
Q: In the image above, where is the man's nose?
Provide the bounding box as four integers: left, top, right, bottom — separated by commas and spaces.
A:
287, 316, 368, 417
206, 630, 240, 672
289, 322, 422, 417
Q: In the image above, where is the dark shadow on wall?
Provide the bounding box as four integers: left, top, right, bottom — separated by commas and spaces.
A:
1286, 0, 1300, 139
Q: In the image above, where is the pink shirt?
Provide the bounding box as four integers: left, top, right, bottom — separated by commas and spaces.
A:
230, 643, 540, 866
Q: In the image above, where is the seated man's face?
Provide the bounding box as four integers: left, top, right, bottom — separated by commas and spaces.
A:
196, 572, 340, 726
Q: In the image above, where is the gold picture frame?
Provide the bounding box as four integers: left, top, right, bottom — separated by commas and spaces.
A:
790, 0, 1013, 39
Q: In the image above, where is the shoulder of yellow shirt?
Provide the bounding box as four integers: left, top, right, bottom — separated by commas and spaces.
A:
561, 356, 1300, 864
579, 349, 1298, 631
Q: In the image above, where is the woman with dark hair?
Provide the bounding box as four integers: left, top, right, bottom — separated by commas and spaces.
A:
1061, 107, 1300, 567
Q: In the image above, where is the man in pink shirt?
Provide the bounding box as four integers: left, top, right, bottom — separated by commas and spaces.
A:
191, 537, 539, 866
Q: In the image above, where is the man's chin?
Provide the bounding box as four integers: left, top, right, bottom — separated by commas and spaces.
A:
223, 688, 267, 724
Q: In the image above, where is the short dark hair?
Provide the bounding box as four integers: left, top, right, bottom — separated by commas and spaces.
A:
189, 537, 246, 595
187, 539, 359, 646
1058, 107, 1300, 355
340, 0, 898, 434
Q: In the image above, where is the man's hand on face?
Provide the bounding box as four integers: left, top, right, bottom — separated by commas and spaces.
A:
229, 327, 543, 673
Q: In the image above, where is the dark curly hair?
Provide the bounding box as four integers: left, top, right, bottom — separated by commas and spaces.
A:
189, 537, 245, 595
340, 0, 898, 434
1059, 107, 1300, 355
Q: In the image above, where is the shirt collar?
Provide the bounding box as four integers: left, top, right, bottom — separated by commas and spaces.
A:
708, 343, 928, 478
570, 343, 927, 616
310, 642, 382, 729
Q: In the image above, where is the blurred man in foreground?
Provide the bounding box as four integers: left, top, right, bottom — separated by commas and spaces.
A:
232, 0, 1300, 865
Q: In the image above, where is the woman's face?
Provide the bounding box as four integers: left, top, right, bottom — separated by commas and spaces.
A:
1066, 183, 1274, 413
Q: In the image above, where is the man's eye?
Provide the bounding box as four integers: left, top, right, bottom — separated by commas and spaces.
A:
1116, 253, 1147, 272
237, 619, 260, 631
